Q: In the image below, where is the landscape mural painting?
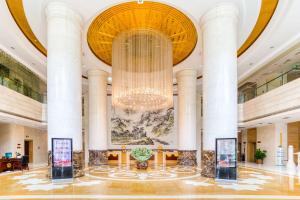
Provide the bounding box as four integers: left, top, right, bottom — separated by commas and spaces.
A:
111, 107, 175, 146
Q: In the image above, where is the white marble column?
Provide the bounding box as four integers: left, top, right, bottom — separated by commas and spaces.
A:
45, 1, 84, 177
176, 69, 197, 166
200, 3, 239, 177
88, 69, 109, 166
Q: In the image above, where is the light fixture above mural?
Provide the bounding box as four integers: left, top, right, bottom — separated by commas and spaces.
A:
112, 29, 173, 111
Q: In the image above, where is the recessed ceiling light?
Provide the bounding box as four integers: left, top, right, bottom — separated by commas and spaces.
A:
249, 63, 253, 66
10, 46, 15, 50
270, 46, 274, 49
283, 117, 290, 119
32, 63, 36, 66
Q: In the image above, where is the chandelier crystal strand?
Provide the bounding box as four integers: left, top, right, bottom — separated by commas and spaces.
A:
112, 29, 173, 111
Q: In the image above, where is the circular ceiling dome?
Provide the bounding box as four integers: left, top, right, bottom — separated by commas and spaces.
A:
87, 1, 198, 66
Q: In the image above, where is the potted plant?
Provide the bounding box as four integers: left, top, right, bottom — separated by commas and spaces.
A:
131, 147, 153, 170
255, 148, 267, 164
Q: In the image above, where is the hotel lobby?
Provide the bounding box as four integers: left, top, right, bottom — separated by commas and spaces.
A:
1, 0, 300, 199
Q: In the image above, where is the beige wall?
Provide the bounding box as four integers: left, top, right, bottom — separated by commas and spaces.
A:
239, 78, 300, 123
0, 85, 45, 122
287, 122, 300, 162
243, 123, 286, 166
0, 124, 24, 156
0, 123, 47, 164
24, 127, 48, 164
257, 125, 276, 166
275, 122, 287, 161
0, 124, 11, 155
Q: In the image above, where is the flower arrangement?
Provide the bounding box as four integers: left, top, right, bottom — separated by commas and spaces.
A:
131, 147, 153, 169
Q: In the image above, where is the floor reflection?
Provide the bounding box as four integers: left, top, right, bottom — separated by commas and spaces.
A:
0, 164, 300, 199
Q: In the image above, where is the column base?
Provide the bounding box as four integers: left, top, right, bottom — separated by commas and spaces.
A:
73, 151, 85, 178
88, 150, 108, 166
47, 151, 52, 179
47, 150, 85, 179
177, 150, 197, 166
201, 150, 215, 178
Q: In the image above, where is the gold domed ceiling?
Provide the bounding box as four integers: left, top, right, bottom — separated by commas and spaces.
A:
6, 0, 279, 63
87, 1, 198, 66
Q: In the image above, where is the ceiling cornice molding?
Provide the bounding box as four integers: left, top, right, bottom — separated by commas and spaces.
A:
6, 0, 47, 56
237, 0, 278, 56
5, 0, 278, 61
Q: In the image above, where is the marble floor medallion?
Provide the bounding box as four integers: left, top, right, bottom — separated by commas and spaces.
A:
88, 164, 201, 181
0, 165, 300, 199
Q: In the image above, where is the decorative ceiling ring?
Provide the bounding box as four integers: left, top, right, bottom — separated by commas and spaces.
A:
87, 1, 198, 66
6, 0, 278, 60
6, 0, 47, 56
237, 0, 278, 56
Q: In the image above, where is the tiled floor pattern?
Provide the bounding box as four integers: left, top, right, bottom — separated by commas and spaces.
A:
0, 164, 300, 199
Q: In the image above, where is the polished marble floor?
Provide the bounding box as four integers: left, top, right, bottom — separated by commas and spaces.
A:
0, 164, 300, 199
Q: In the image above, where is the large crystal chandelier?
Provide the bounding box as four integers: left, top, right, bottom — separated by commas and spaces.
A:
112, 29, 173, 111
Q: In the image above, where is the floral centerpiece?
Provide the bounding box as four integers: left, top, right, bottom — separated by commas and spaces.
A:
131, 147, 153, 169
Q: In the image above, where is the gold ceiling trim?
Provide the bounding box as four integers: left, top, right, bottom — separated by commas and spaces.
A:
87, 1, 198, 66
6, 0, 278, 62
6, 0, 47, 56
237, 0, 278, 56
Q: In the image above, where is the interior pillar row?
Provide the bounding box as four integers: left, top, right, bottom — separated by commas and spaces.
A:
176, 69, 198, 166
46, 1, 84, 178
87, 69, 109, 166
200, 3, 239, 178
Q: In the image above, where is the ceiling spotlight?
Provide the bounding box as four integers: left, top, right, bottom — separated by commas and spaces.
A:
249, 63, 253, 66
137, 0, 144, 4
270, 46, 274, 49
10, 46, 15, 50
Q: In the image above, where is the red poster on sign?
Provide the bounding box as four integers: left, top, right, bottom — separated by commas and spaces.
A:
53, 139, 72, 167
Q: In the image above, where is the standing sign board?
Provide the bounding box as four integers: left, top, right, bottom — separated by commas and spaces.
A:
52, 138, 73, 179
215, 138, 237, 180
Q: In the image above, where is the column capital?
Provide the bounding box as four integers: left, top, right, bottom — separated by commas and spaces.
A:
200, 3, 239, 30
87, 69, 109, 78
176, 69, 197, 79
45, 1, 82, 27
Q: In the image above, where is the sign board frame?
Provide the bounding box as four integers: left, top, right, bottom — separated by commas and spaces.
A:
51, 138, 73, 179
215, 138, 237, 180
